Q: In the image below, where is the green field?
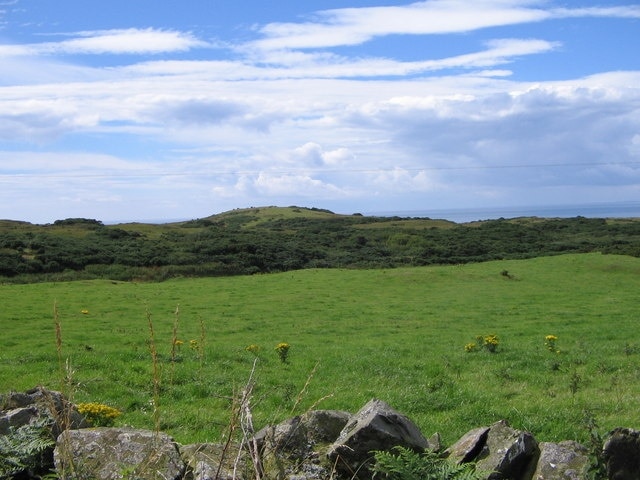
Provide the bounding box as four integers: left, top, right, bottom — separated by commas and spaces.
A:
1, 253, 639, 447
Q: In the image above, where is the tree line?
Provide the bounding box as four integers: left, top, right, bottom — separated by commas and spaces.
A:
1, 209, 639, 282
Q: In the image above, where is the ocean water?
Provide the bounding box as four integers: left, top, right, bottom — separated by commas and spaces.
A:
365, 201, 640, 223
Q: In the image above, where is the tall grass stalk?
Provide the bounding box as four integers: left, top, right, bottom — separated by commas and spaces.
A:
146, 309, 161, 434
170, 304, 180, 384
290, 361, 320, 415
51, 302, 78, 478
53, 301, 64, 392
198, 315, 206, 368
235, 358, 262, 480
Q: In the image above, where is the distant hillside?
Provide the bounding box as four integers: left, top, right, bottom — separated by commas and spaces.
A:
1, 206, 639, 282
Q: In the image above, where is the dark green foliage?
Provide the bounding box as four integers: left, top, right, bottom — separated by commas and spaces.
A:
52, 218, 103, 227
372, 447, 485, 480
0, 417, 56, 478
1, 207, 639, 282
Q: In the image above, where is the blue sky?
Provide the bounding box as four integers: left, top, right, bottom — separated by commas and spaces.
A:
0, 0, 639, 223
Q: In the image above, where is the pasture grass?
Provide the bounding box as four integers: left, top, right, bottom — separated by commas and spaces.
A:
1, 253, 639, 447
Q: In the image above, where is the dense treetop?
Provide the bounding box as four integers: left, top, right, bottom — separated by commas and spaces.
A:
1, 206, 639, 282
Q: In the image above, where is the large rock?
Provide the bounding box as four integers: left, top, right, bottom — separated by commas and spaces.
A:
254, 410, 351, 480
474, 420, 539, 480
603, 427, 640, 480
54, 427, 185, 480
327, 399, 429, 478
0, 386, 88, 435
531, 441, 589, 480
255, 416, 309, 459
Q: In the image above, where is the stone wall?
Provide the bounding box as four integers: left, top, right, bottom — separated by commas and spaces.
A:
1, 388, 638, 480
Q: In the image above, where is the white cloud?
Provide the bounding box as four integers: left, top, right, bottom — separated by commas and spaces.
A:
0, 28, 207, 56
290, 142, 355, 168
551, 6, 640, 19
254, 172, 346, 198
249, 0, 640, 52
252, 0, 550, 51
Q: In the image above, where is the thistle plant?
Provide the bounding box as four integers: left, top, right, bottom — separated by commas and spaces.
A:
275, 342, 291, 363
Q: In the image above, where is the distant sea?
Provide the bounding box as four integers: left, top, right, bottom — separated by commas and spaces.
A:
365, 201, 640, 223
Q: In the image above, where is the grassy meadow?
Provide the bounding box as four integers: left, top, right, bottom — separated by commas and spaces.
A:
1, 252, 639, 447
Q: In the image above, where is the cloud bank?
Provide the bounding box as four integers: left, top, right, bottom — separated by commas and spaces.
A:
0, 0, 639, 222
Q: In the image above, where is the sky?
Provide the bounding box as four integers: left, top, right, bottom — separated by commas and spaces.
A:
0, 0, 639, 223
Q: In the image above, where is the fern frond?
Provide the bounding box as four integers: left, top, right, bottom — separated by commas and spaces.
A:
372, 446, 485, 480
0, 417, 56, 476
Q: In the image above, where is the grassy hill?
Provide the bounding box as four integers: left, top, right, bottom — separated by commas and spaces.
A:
1, 206, 639, 282
1, 253, 639, 447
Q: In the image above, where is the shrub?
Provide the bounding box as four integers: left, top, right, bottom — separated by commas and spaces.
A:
76, 402, 121, 427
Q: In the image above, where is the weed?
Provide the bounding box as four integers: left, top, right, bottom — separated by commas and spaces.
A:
275, 342, 291, 363
544, 334, 559, 353
475, 334, 500, 353
569, 369, 582, 397
464, 342, 477, 353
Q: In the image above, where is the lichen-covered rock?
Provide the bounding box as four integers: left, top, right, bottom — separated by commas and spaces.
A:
300, 410, 351, 444
54, 427, 185, 480
603, 427, 640, 480
444, 426, 490, 464
474, 420, 539, 480
531, 441, 589, 480
1, 386, 89, 435
327, 399, 429, 478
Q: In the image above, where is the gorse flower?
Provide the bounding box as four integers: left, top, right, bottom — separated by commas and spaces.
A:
77, 402, 121, 427
245, 344, 261, 355
275, 342, 290, 363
